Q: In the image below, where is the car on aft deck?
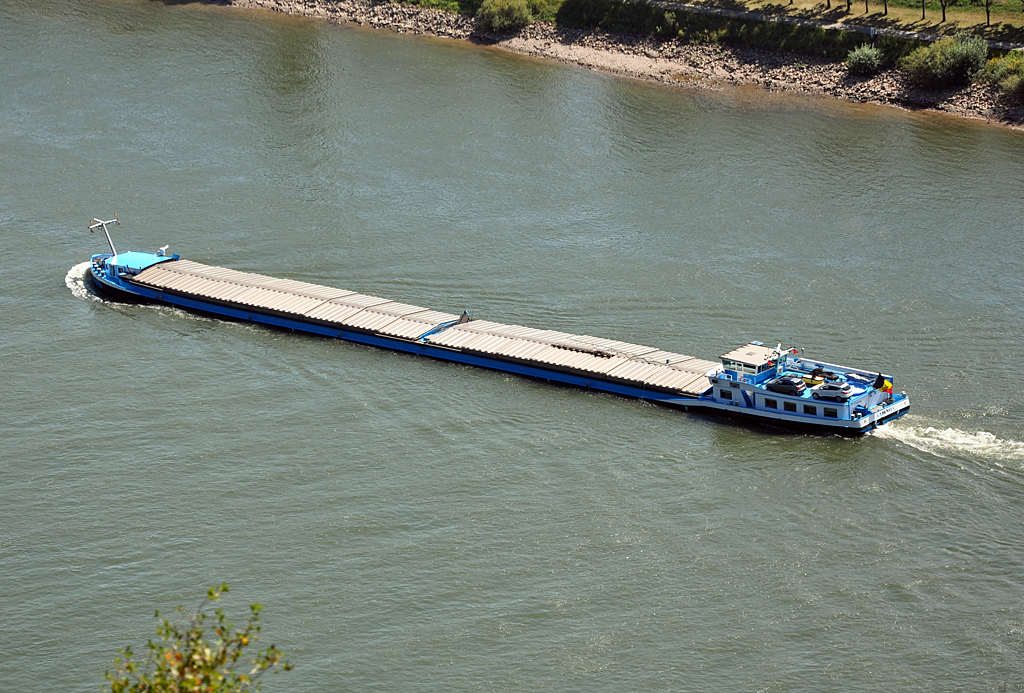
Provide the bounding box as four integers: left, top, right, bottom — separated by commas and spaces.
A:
811, 381, 855, 401
766, 376, 807, 396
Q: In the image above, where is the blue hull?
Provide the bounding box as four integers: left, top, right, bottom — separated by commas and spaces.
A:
88, 258, 907, 436
695, 398, 910, 436
88, 270, 702, 409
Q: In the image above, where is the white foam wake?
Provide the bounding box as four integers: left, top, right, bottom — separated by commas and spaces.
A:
64, 262, 242, 328
65, 261, 103, 302
874, 421, 1024, 462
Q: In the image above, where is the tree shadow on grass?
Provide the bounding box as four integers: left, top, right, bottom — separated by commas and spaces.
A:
757, 2, 818, 16
848, 12, 930, 29
685, 0, 756, 12
980, 21, 1024, 43
693, 0, 1024, 42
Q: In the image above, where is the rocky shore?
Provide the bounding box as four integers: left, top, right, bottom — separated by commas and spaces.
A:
227, 0, 1024, 126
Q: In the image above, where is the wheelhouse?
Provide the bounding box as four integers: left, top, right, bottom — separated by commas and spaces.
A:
718, 342, 781, 386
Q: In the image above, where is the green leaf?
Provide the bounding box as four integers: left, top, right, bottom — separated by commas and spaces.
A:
104, 584, 291, 693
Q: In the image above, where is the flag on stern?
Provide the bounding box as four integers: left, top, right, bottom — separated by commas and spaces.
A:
873, 373, 893, 393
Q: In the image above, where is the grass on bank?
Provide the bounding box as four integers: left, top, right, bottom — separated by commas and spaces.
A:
695, 0, 1024, 44
403, 0, 1024, 41
406, 0, 932, 61
555, 0, 932, 61
401, 0, 1024, 99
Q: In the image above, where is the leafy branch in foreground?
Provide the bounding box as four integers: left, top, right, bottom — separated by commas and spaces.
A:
106, 583, 292, 693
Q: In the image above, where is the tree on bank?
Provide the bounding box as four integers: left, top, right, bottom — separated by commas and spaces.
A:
106, 583, 292, 693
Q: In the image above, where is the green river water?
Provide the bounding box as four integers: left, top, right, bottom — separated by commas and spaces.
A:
2, 0, 1024, 690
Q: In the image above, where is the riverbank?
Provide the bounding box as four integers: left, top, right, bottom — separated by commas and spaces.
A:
227, 0, 1024, 126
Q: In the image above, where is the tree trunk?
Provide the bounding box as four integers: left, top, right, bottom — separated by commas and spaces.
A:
921, 0, 925, 20
883, 0, 887, 14
941, 0, 946, 21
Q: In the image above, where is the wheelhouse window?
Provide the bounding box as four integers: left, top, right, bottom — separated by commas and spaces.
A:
720, 389, 733, 400
824, 407, 838, 418
722, 359, 757, 374
784, 402, 797, 412
804, 404, 817, 415
764, 398, 778, 409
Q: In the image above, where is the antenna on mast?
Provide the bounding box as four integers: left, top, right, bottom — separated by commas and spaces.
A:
88, 215, 120, 256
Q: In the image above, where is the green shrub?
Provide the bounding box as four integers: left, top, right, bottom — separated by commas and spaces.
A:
526, 0, 560, 22
1003, 73, 1024, 102
846, 44, 883, 77
105, 584, 291, 693
984, 53, 1017, 84
900, 44, 944, 88
477, 0, 533, 32
983, 53, 1024, 102
944, 33, 988, 83
899, 32, 987, 89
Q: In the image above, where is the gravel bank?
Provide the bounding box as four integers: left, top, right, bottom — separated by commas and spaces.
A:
227, 0, 1024, 127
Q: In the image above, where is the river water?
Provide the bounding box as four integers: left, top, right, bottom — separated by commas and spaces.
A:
2, 0, 1024, 690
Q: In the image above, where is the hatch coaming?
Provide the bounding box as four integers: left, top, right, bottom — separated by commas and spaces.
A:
127, 257, 719, 397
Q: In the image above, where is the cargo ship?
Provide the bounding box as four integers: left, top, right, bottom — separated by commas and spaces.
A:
85, 217, 910, 434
